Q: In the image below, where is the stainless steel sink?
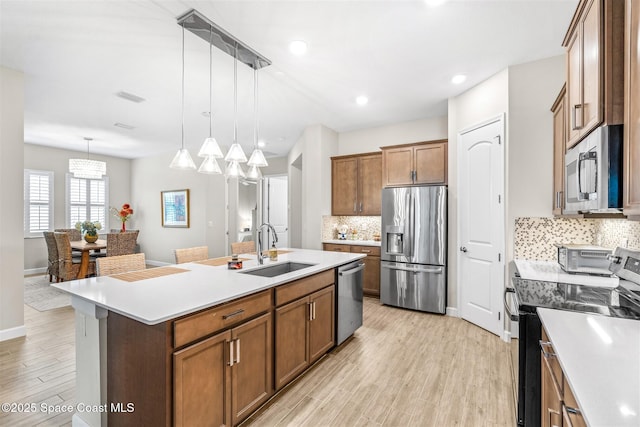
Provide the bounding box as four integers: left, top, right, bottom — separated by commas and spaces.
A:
239, 262, 316, 278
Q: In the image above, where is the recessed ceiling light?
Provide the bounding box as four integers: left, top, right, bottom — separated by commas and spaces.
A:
289, 40, 308, 55
451, 74, 467, 84
425, 0, 449, 7
356, 96, 369, 106
258, 140, 266, 148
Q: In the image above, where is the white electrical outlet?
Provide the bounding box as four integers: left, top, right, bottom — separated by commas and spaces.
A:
621, 237, 629, 248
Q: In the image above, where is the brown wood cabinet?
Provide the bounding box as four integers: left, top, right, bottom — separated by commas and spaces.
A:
625, 0, 640, 216
563, 0, 624, 149
323, 243, 380, 297
331, 152, 382, 216
275, 285, 334, 390
551, 85, 567, 216
381, 140, 447, 187
541, 327, 587, 427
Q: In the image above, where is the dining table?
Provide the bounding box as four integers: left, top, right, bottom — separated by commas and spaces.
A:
70, 239, 107, 279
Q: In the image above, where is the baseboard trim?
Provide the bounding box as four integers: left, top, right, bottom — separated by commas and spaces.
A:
446, 307, 459, 317
503, 329, 512, 343
24, 267, 47, 276
0, 325, 26, 342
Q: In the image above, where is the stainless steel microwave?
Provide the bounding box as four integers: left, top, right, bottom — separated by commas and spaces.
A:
564, 125, 623, 214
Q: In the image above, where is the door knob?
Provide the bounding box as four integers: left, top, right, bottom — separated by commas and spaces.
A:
460, 246, 468, 253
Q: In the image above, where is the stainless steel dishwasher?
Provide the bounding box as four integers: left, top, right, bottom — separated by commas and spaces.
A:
336, 261, 365, 345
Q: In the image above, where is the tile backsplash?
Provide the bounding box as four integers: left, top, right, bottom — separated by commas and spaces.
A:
322, 216, 381, 241
514, 217, 640, 261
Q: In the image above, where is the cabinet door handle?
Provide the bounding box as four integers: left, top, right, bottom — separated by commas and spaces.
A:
353, 202, 357, 213
309, 302, 313, 321
559, 191, 563, 209
572, 104, 583, 130
360, 202, 363, 212
555, 191, 561, 209
539, 340, 556, 358
235, 339, 240, 364
313, 301, 317, 320
228, 340, 234, 367
223, 309, 244, 320
362, 249, 371, 253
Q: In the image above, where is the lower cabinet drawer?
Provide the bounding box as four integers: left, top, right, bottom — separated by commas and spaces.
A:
174, 290, 272, 348
275, 269, 335, 306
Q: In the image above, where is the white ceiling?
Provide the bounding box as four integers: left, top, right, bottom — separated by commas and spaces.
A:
1, 0, 578, 160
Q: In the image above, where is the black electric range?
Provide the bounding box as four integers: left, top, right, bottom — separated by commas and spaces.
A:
506, 254, 640, 427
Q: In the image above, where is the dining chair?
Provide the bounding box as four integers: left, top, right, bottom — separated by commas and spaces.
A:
43, 231, 60, 282
96, 253, 146, 276
54, 232, 96, 281
54, 228, 82, 241
231, 241, 256, 255
98, 231, 139, 257
174, 246, 208, 264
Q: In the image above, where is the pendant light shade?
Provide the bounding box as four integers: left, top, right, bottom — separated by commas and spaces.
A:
198, 137, 223, 158
225, 161, 245, 178
197, 29, 224, 165
198, 156, 222, 174
170, 23, 196, 170
247, 149, 268, 167
170, 148, 197, 170
224, 45, 247, 164
69, 137, 106, 179
246, 164, 263, 180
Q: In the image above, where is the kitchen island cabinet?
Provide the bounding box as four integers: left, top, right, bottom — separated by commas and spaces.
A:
53, 249, 364, 427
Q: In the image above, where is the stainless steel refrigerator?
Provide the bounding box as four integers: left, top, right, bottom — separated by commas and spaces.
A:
380, 186, 447, 314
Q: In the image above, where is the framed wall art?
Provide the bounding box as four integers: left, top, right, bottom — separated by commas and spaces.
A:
161, 189, 190, 228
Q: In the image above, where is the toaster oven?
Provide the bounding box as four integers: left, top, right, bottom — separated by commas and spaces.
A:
557, 244, 612, 275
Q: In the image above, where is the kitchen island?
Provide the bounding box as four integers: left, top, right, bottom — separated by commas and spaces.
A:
53, 248, 364, 427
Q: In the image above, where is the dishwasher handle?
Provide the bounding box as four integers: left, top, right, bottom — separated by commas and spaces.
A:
339, 263, 365, 276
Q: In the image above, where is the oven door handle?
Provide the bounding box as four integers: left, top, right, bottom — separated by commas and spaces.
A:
504, 287, 519, 321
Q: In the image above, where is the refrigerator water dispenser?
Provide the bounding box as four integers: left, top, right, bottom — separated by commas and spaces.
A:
385, 226, 404, 254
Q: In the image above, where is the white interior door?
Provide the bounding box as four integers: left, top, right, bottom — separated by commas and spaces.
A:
263, 175, 288, 248
458, 115, 505, 337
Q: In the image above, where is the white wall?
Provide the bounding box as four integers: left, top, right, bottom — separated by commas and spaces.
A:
338, 116, 448, 155
507, 55, 565, 261
0, 66, 26, 341
131, 151, 227, 264
23, 144, 132, 271
447, 68, 510, 312
288, 124, 338, 249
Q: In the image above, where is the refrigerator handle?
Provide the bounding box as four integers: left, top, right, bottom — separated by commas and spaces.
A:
409, 192, 416, 258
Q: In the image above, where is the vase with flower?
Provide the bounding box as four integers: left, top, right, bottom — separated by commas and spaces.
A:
76, 220, 102, 243
111, 203, 134, 232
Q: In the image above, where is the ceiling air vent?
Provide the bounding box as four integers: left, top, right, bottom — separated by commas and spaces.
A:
114, 122, 135, 130
115, 91, 146, 103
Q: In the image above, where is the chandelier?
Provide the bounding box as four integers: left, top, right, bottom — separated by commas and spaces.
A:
69, 137, 106, 179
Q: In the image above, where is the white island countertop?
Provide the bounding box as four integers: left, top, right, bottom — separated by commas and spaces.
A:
537, 308, 640, 427
514, 259, 619, 287
53, 248, 364, 325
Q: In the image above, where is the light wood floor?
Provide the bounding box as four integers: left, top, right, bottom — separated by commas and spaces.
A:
1, 287, 515, 427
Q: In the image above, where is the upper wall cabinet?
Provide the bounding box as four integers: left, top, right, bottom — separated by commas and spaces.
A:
381, 140, 448, 187
624, 0, 640, 216
563, 0, 624, 149
551, 84, 567, 216
331, 152, 382, 216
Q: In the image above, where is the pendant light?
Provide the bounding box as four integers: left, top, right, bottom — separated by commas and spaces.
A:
170, 24, 196, 170
225, 160, 245, 178
197, 27, 223, 174
69, 137, 106, 179
247, 68, 268, 168
246, 164, 262, 180
224, 44, 248, 164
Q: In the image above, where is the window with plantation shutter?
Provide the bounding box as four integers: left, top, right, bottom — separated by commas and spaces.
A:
24, 170, 54, 237
66, 174, 109, 230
